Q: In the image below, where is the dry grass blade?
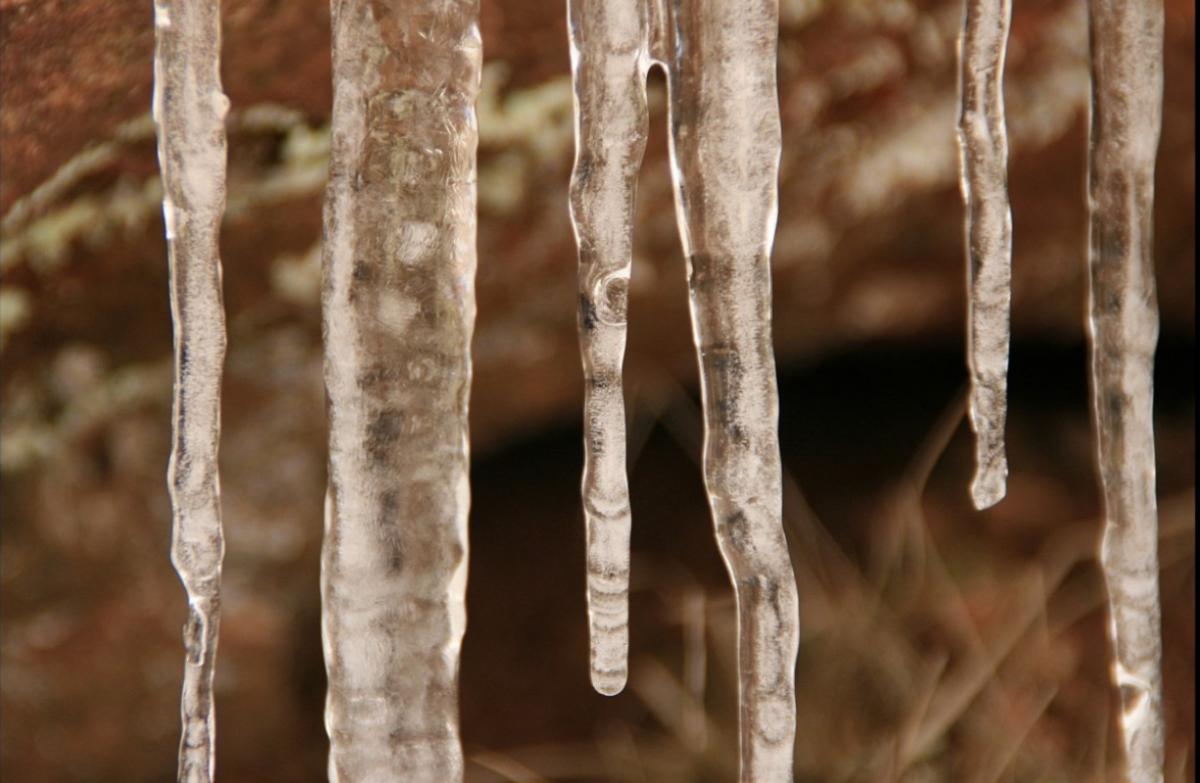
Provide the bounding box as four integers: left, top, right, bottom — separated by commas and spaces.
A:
972, 685, 1058, 783
680, 587, 709, 752
466, 743, 609, 782
888, 652, 951, 780
468, 752, 553, 783
595, 720, 649, 783
899, 568, 1048, 768
630, 655, 737, 779
652, 369, 871, 630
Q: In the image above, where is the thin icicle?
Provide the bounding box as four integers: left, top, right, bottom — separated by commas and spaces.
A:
956, 0, 1013, 510
1086, 2, 1166, 781
664, 2, 798, 778
567, 0, 651, 698
320, 1, 480, 781
152, 1, 230, 781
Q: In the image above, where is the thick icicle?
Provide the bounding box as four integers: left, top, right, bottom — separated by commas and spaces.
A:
956, 0, 1013, 510
152, 1, 230, 782
664, 3, 799, 779
1086, 2, 1166, 781
320, 1, 480, 781
567, 0, 651, 698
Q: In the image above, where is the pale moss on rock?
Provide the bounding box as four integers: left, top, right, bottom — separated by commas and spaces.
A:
0, 288, 32, 350
478, 64, 574, 162
270, 244, 323, 306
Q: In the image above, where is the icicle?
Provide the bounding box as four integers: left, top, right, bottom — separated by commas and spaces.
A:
152, 1, 230, 781
567, 0, 650, 698
664, 3, 798, 779
956, 0, 1013, 510
1086, 2, 1166, 781
569, 1, 799, 778
320, 1, 480, 781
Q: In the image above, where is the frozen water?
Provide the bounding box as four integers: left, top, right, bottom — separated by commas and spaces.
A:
1086, 1, 1166, 781
567, 0, 648, 698
956, 0, 1013, 510
320, 1, 480, 781
152, 0, 230, 781
665, 4, 799, 778
568, 1, 799, 779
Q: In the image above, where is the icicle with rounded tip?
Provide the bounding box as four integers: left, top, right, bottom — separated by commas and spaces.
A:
152, 1, 229, 781
956, 0, 1013, 510
567, 0, 651, 698
1086, 1, 1166, 781
319, 1, 480, 780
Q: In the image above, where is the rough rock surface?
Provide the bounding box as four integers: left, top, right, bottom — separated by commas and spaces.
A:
3, 3, 1194, 439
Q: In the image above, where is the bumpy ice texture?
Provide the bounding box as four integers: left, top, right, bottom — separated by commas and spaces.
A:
1086, 1, 1166, 781
567, 0, 647, 699
956, 0, 1013, 510
320, 1, 480, 781
152, 1, 231, 781
568, 1, 800, 780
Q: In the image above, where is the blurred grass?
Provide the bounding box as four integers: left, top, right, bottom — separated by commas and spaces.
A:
458, 340, 1194, 783
1, 340, 1192, 782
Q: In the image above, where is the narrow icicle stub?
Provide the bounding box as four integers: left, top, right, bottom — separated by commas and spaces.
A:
956, 0, 1013, 510
320, 1, 480, 781
1086, 1, 1166, 781
567, 0, 651, 698
152, 1, 230, 781
568, 0, 800, 778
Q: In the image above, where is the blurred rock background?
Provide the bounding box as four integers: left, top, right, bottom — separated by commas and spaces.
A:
0, 0, 1193, 781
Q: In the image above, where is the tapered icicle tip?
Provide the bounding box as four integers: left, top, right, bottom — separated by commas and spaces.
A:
969, 426, 1007, 509
968, 386, 1008, 509
970, 457, 1007, 510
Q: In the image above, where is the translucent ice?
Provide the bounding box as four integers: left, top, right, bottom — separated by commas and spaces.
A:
568, 0, 647, 698
1086, 1, 1166, 781
320, 1, 480, 781
956, 0, 1013, 510
152, 1, 230, 781
568, 1, 799, 779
